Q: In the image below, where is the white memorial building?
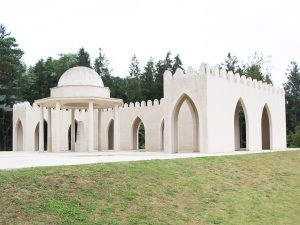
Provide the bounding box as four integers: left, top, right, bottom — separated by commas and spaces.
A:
13, 64, 287, 153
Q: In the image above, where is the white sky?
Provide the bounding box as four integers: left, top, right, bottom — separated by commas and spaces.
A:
1, 0, 299, 87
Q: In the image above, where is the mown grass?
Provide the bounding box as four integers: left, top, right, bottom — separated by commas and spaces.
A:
0, 151, 300, 225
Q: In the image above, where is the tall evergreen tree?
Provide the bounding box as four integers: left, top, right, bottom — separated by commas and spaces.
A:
284, 60, 300, 135
154, 52, 173, 99
221, 53, 240, 73
94, 48, 112, 87
77, 47, 91, 67
172, 54, 184, 74
0, 24, 25, 150
141, 57, 156, 101
129, 55, 141, 78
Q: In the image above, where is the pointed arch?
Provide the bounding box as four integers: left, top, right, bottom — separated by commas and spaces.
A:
160, 119, 164, 151
131, 116, 145, 150
15, 119, 23, 151
34, 120, 48, 151
171, 93, 199, 153
107, 119, 114, 150
261, 104, 272, 150
234, 98, 249, 150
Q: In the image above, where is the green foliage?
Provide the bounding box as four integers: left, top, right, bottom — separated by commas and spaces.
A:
0, 24, 25, 150
77, 47, 91, 68
0, 24, 25, 106
138, 123, 145, 149
221, 52, 273, 84
284, 61, 300, 134
288, 126, 300, 147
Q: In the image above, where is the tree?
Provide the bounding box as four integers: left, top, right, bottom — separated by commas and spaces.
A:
129, 55, 141, 78
154, 52, 173, 99
172, 54, 184, 74
284, 60, 300, 137
288, 126, 300, 147
77, 47, 91, 67
141, 57, 156, 101
94, 48, 112, 87
0, 24, 25, 106
0, 24, 25, 150
221, 52, 273, 84
221, 53, 240, 74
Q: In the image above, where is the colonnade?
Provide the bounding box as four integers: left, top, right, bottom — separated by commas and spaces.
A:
37, 101, 120, 152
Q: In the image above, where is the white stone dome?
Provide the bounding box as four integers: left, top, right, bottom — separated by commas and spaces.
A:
57, 66, 104, 87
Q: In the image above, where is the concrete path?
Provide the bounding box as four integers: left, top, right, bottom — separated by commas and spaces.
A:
0, 149, 299, 170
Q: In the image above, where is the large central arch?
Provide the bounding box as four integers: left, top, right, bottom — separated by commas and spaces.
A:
171, 93, 199, 153
234, 98, 249, 150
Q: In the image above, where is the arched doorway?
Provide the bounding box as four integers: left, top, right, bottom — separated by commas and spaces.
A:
160, 119, 164, 151
16, 119, 23, 151
261, 104, 271, 150
172, 94, 199, 153
234, 99, 248, 151
107, 119, 114, 150
132, 117, 145, 150
68, 121, 78, 150
34, 120, 48, 151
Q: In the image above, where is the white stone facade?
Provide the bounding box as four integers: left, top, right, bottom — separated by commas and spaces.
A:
13, 64, 287, 153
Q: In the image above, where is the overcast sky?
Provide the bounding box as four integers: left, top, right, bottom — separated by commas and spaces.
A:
1, 0, 299, 87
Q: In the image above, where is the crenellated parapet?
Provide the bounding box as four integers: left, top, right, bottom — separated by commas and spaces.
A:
163, 63, 285, 96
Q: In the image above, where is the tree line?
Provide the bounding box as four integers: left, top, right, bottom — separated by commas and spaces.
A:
0, 24, 299, 150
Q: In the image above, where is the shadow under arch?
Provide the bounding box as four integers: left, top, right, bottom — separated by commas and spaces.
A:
160, 119, 164, 151
234, 98, 249, 150
171, 93, 199, 153
68, 120, 78, 151
261, 103, 272, 150
131, 116, 145, 150
34, 119, 48, 151
15, 119, 23, 151
107, 119, 114, 150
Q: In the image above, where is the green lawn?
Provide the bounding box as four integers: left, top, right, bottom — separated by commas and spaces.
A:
0, 151, 300, 225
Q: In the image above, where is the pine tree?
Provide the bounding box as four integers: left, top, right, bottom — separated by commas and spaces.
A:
172, 54, 184, 74
221, 53, 240, 73
77, 47, 91, 67
154, 52, 173, 99
0, 24, 25, 150
129, 55, 141, 78
284, 61, 300, 135
141, 57, 156, 101
94, 48, 112, 87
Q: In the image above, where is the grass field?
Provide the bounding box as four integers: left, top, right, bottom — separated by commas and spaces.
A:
0, 150, 299, 225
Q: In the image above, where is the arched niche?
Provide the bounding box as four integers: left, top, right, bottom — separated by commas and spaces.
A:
131, 117, 145, 150
171, 93, 199, 153
234, 98, 249, 151
261, 104, 272, 150
34, 120, 48, 151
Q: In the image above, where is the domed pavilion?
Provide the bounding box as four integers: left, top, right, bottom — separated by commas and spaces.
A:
34, 66, 123, 152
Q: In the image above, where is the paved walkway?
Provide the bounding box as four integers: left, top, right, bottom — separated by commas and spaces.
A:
0, 149, 299, 170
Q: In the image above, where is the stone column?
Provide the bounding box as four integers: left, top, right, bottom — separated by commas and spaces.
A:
71, 109, 75, 151
53, 101, 61, 152
88, 101, 94, 152
113, 105, 120, 150
39, 105, 44, 152
47, 107, 52, 152
98, 109, 102, 151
